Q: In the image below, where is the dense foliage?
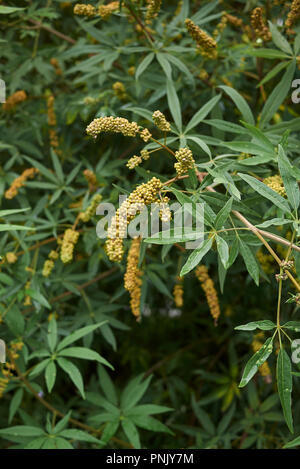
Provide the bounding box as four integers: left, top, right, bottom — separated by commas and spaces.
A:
1, 0, 300, 449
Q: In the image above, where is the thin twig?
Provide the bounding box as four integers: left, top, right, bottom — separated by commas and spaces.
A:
28, 19, 76, 44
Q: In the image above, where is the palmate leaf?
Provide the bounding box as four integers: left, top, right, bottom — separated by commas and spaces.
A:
239, 337, 274, 388
277, 348, 294, 433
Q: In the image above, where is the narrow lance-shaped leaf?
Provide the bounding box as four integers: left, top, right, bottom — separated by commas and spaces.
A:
216, 236, 229, 269
268, 21, 293, 55
180, 238, 212, 276
238, 172, 290, 213
218, 86, 255, 125
57, 357, 85, 399
57, 322, 106, 351
239, 239, 260, 286
239, 337, 273, 387
235, 320, 276, 331
166, 78, 182, 131
259, 60, 296, 128
277, 145, 300, 211
185, 94, 221, 133
277, 348, 294, 433
214, 197, 233, 231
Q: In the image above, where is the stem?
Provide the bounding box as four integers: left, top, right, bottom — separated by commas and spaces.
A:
124, 2, 154, 44
276, 271, 283, 329
150, 136, 176, 157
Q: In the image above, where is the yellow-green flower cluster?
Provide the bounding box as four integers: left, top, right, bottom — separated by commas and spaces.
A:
173, 276, 184, 308
5, 252, 17, 264
112, 81, 126, 100
213, 13, 227, 38
47, 95, 61, 152
106, 177, 162, 262
174, 148, 195, 176
98, 1, 119, 19
250, 7, 271, 41
124, 237, 143, 319
83, 169, 98, 191
73, 3, 95, 16
86, 116, 140, 139
159, 196, 171, 223
198, 69, 209, 81
195, 265, 220, 325
140, 128, 152, 142
24, 281, 32, 306
127, 149, 150, 169
5, 168, 39, 200
42, 250, 59, 277
185, 18, 217, 59
3, 90, 27, 111
0, 342, 23, 398
175, 0, 183, 16
152, 110, 171, 132
286, 0, 300, 30
42, 260, 54, 277
79, 193, 102, 222
263, 175, 286, 197
145, 0, 162, 24
60, 229, 80, 264
224, 13, 243, 28
128, 66, 136, 76
50, 58, 62, 76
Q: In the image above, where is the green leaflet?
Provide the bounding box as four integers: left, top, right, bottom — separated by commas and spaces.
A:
277, 349, 294, 433
238, 173, 290, 213
180, 238, 213, 276
239, 337, 273, 388
235, 320, 276, 331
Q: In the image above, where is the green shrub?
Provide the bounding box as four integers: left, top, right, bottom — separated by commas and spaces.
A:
0, 0, 300, 449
